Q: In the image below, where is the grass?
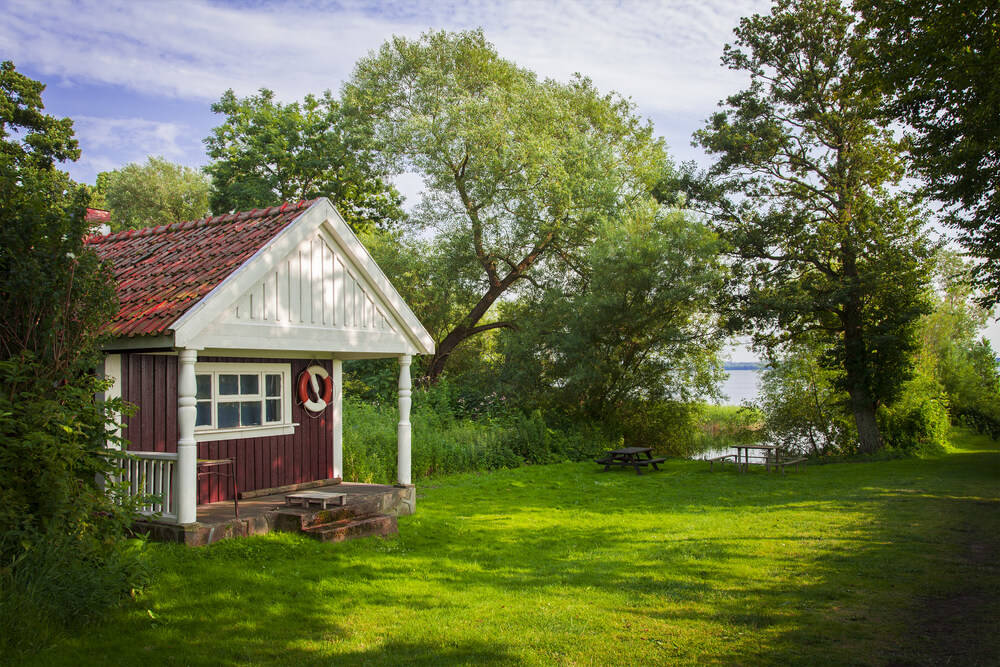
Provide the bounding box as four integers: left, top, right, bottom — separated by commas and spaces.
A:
25, 428, 1000, 666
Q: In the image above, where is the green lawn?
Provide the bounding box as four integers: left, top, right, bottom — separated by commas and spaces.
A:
32, 430, 1000, 665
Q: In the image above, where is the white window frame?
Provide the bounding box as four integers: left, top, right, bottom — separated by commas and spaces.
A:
193, 362, 297, 443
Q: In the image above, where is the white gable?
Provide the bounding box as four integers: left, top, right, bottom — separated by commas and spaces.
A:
229, 229, 399, 334
172, 199, 434, 357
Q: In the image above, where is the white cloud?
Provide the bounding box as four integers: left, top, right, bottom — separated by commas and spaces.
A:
67, 116, 198, 183
1, 0, 767, 116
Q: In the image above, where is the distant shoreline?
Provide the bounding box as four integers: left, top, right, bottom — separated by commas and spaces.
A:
723, 362, 763, 371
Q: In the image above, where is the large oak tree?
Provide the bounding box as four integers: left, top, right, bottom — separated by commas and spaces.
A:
694, 0, 933, 453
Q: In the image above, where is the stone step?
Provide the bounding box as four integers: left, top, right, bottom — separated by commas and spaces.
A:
302, 513, 397, 543
270, 496, 386, 532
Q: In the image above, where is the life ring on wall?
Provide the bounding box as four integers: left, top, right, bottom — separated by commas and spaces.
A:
297, 365, 333, 413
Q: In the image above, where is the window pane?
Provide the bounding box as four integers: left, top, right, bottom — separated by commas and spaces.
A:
218, 402, 239, 428
218, 374, 239, 395
240, 374, 259, 395
265, 398, 281, 423
196, 375, 211, 399
241, 401, 262, 426
265, 374, 282, 397
195, 401, 212, 427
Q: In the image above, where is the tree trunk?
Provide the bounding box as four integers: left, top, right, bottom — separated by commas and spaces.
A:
842, 280, 883, 454
423, 282, 516, 384
425, 325, 471, 383
850, 390, 881, 454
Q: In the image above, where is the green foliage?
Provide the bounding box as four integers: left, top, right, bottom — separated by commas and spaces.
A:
690, 404, 766, 456
341, 381, 617, 484
915, 253, 1000, 437
500, 206, 726, 424
1, 530, 149, 659
757, 343, 858, 455
99, 156, 210, 231
859, 1, 1000, 304
693, 0, 933, 453
204, 88, 403, 233
0, 62, 144, 655
344, 29, 674, 380
877, 371, 950, 456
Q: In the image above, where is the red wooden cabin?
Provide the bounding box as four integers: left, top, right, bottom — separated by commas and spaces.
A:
87, 199, 434, 524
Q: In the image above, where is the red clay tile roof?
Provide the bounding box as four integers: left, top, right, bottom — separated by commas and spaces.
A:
86, 200, 317, 338
85, 208, 111, 223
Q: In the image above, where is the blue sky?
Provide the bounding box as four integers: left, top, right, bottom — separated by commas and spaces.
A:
3, 0, 997, 355
2, 0, 766, 186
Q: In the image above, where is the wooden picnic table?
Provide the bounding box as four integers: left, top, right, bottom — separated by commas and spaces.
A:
733, 444, 777, 473
708, 445, 807, 474
595, 447, 666, 475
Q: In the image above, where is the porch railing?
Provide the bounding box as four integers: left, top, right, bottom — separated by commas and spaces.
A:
118, 451, 178, 522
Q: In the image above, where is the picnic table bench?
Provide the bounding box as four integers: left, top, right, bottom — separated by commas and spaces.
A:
767, 456, 807, 474
707, 454, 737, 471
596, 447, 665, 475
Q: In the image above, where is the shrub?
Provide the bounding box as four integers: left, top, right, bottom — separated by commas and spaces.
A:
878, 373, 950, 456
0, 62, 145, 655
0, 355, 147, 657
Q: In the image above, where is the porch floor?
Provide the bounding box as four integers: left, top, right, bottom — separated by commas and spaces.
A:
135, 482, 415, 546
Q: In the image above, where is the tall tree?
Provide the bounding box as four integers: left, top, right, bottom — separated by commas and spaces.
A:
0, 63, 140, 642
501, 204, 726, 420
694, 0, 933, 453
0, 61, 114, 368
859, 1, 1000, 303
344, 30, 671, 381
100, 155, 211, 231
204, 88, 404, 233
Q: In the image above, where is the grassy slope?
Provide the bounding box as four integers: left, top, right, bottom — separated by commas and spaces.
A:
31, 430, 1000, 666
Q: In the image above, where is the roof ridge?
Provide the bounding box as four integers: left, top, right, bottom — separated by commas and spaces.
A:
85, 199, 319, 245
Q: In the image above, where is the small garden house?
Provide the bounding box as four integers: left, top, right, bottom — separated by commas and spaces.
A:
87, 199, 434, 527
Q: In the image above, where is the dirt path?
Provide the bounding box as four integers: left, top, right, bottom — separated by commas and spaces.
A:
893, 503, 1000, 666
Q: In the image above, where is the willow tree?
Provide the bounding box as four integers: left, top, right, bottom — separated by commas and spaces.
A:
343, 30, 671, 381
694, 0, 932, 453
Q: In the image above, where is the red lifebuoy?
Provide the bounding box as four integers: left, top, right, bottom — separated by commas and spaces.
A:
297, 365, 332, 412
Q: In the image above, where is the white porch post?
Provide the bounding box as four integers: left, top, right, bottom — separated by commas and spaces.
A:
397, 354, 412, 486
176, 348, 199, 524
331, 358, 343, 480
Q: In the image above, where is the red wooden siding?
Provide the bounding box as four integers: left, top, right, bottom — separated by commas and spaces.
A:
120, 353, 333, 504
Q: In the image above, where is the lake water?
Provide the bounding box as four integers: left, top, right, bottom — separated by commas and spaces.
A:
720, 369, 762, 406
692, 369, 765, 461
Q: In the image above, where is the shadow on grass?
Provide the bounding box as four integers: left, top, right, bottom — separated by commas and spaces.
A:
34, 434, 1000, 666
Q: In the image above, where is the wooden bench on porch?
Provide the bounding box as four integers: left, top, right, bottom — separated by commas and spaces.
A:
284, 490, 347, 509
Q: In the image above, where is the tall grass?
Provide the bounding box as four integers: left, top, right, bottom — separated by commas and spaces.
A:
342, 395, 616, 484
689, 404, 765, 455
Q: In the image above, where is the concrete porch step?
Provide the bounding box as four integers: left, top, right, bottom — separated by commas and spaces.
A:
302, 513, 397, 543
271, 495, 386, 532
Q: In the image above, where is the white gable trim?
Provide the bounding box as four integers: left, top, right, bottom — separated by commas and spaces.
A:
171, 199, 435, 355
319, 209, 434, 354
